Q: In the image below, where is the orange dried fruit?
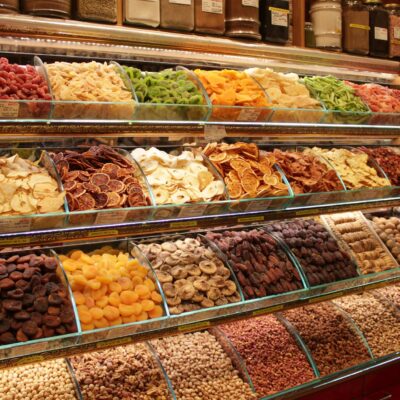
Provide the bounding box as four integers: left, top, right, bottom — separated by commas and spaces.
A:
149, 305, 163, 319
103, 305, 120, 321
141, 299, 155, 312
120, 290, 139, 305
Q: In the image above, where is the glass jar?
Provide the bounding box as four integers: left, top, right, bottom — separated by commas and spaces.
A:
160, 0, 194, 32
195, 0, 225, 35
0, 0, 19, 13
225, 0, 261, 40
385, 4, 400, 59
124, 0, 160, 27
305, 21, 316, 47
364, 0, 389, 58
260, 0, 290, 44
76, 0, 117, 23
343, 0, 369, 55
310, 0, 342, 51
22, 0, 71, 18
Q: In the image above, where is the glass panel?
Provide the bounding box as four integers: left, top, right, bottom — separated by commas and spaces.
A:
280, 302, 372, 377
321, 212, 399, 276
123, 66, 210, 122
53, 239, 168, 344
333, 292, 400, 358
0, 148, 68, 233
0, 248, 80, 361
133, 233, 244, 322
130, 145, 229, 220
44, 59, 135, 120
69, 342, 176, 399
216, 314, 316, 397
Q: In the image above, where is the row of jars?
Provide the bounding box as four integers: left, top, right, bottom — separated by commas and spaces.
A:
309, 0, 400, 59
0, 1, 292, 44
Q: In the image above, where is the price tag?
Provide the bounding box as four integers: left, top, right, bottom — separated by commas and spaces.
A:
88, 229, 119, 238
202, 0, 223, 14
96, 337, 133, 349
169, 221, 198, 229
0, 237, 31, 246
242, 0, 258, 7
237, 216, 264, 223
170, 0, 191, 4
350, 23, 370, 31
15, 355, 45, 366
178, 321, 210, 333
375, 27, 388, 41
270, 7, 289, 27
0, 217, 32, 233
178, 204, 208, 218
252, 304, 284, 316
309, 291, 343, 304
0, 101, 19, 118
94, 210, 128, 225
204, 125, 226, 141
237, 108, 261, 122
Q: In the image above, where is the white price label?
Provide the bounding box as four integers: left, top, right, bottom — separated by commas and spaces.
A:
94, 210, 128, 225
0, 101, 19, 118
202, 0, 223, 14
394, 27, 400, 40
204, 124, 226, 141
242, 0, 258, 8
169, 0, 191, 4
375, 27, 388, 41
270, 7, 289, 27
237, 108, 261, 121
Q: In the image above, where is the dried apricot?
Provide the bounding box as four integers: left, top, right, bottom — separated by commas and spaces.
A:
96, 296, 109, 309
103, 305, 120, 321
149, 305, 163, 319
89, 307, 104, 320
94, 317, 109, 329
144, 278, 156, 292
109, 292, 121, 307
151, 291, 163, 304
74, 291, 86, 305
135, 284, 150, 298
141, 299, 155, 312
120, 290, 138, 305
109, 282, 122, 293
119, 304, 136, 317
136, 311, 148, 321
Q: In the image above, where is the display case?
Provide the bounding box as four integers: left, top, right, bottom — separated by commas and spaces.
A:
0, 12, 398, 400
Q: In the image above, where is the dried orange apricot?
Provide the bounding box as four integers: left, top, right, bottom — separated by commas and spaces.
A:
109, 282, 122, 293
85, 296, 96, 309
82, 265, 97, 280
109, 317, 123, 327
143, 278, 156, 292
119, 304, 136, 317
74, 291, 86, 305
149, 305, 163, 319
81, 323, 95, 331
151, 291, 163, 304
103, 305, 120, 321
122, 315, 137, 324
135, 284, 150, 299
94, 317, 109, 329
130, 275, 143, 287
87, 279, 101, 290
136, 311, 148, 321
131, 303, 143, 316
117, 276, 133, 291
120, 290, 138, 305
91, 286, 107, 301
141, 299, 155, 312
78, 308, 93, 325
96, 295, 109, 309
89, 307, 104, 320
109, 292, 121, 307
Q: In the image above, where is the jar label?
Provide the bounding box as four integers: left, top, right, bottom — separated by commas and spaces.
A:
202, 0, 223, 14
269, 7, 289, 27
242, 0, 258, 8
170, 0, 191, 4
374, 27, 388, 41
349, 23, 370, 31
394, 27, 400, 40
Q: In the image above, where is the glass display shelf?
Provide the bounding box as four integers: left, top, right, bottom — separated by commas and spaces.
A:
0, 14, 398, 81
0, 234, 398, 371
259, 353, 400, 400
